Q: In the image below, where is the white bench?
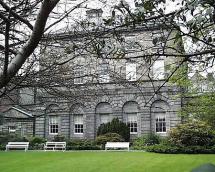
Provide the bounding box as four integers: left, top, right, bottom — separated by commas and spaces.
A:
105, 142, 130, 151
6, 142, 29, 152
44, 142, 66, 151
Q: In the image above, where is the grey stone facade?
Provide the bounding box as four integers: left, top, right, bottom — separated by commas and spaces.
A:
0, 10, 183, 140
33, 82, 182, 140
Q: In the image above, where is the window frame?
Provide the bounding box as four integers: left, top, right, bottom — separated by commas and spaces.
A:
99, 61, 110, 83
8, 126, 16, 133
126, 62, 137, 81
152, 59, 165, 80
74, 65, 85, 84
49, 116, 59, 135
127, 113, 138, 134
155, 115, 166, 133
74, 114, 84, 134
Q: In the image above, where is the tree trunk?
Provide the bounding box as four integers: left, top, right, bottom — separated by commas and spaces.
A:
0, 0, 60, 89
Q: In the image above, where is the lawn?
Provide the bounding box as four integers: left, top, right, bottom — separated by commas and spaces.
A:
0, 151, 215, 172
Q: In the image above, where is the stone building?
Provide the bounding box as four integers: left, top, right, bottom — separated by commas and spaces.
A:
0, 8, 182, 140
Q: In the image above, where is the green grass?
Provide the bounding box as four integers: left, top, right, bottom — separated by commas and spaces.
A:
0, 151, 215, 172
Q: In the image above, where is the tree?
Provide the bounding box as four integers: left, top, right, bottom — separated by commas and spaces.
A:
97, 118, 130, 141
180, 73, 215, 128
0, 0, 59, 89
0, 0, 215, 107
0, 0, 87, 98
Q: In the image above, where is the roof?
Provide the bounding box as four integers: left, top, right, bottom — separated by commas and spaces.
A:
2, 106, 33, 119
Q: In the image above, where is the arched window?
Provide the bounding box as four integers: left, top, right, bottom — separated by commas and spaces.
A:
151, 100, 170, 135
96, 102, 112, 126
49, 116, 59, 135
46, 104, 60, 135
123, 101, 138, 134
71, 105, 84, 134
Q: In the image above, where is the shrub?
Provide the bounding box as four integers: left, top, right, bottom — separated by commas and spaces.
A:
145, 144, 180, 154
29, 137, 46, 150
132, 133, 161, 150
145, 144, 215, 154
0, 132, 28, 144
169, 121, 215, 146
0, 132, 29, 150
96, 133, 124, 149
144, 133, 160, 146
132, 136, 146, 150
67, 139, 100, 150
53, 135, 66, 142
97, 118, 130, 141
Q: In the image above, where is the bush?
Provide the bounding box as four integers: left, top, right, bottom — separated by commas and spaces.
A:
0, 132, 29, 150
97, 118, 130, 141
53, 135, 66, 142
145, 144, 180, 154
169, 121, 215, 146
132, 134, 161, 150
0, 132, 28, 144
132, 136, 146, 150
144, 133, 160, 146
29, 137, 46, 150
96, 133, 124, 149
145, 144, 215, 154
67, 139, 100, 150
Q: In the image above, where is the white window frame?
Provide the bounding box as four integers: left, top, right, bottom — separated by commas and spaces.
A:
74, 66, 85, 84
8, 126, 16, 133
74, 115, 84, 134
99, 62, 109, 83
49, 116, 59, 135
126, 62, 136, 81
127, 113, 138, 134
155, 115, 166, 133
152, 59, 165, 80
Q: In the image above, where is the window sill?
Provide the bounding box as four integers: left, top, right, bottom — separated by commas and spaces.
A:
49, 133, 59, 135
130, 132, 138, 135
156, 132, 167, 133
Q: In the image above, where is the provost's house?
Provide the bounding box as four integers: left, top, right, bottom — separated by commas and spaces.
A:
0, 8, 182, 140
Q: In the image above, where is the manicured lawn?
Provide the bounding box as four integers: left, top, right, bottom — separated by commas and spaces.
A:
0, 151, 215, 172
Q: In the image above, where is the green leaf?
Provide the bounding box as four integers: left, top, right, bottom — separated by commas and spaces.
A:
152, 37, 158, 45
143, 1, 154, 11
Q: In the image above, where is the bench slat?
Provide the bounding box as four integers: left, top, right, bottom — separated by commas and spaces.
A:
105, 142, 130, 151
44, 142, 66, 151
6, 142, 29, 152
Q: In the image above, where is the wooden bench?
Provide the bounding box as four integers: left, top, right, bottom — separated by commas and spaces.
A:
6, 142, 29, 152
105, 142, 130, 151
44, 142, 66, 151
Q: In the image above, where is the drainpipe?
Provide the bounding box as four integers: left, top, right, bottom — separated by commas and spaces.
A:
33, 116, 36, 137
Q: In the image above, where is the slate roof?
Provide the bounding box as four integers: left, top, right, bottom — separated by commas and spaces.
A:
2, 107, 33, 119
